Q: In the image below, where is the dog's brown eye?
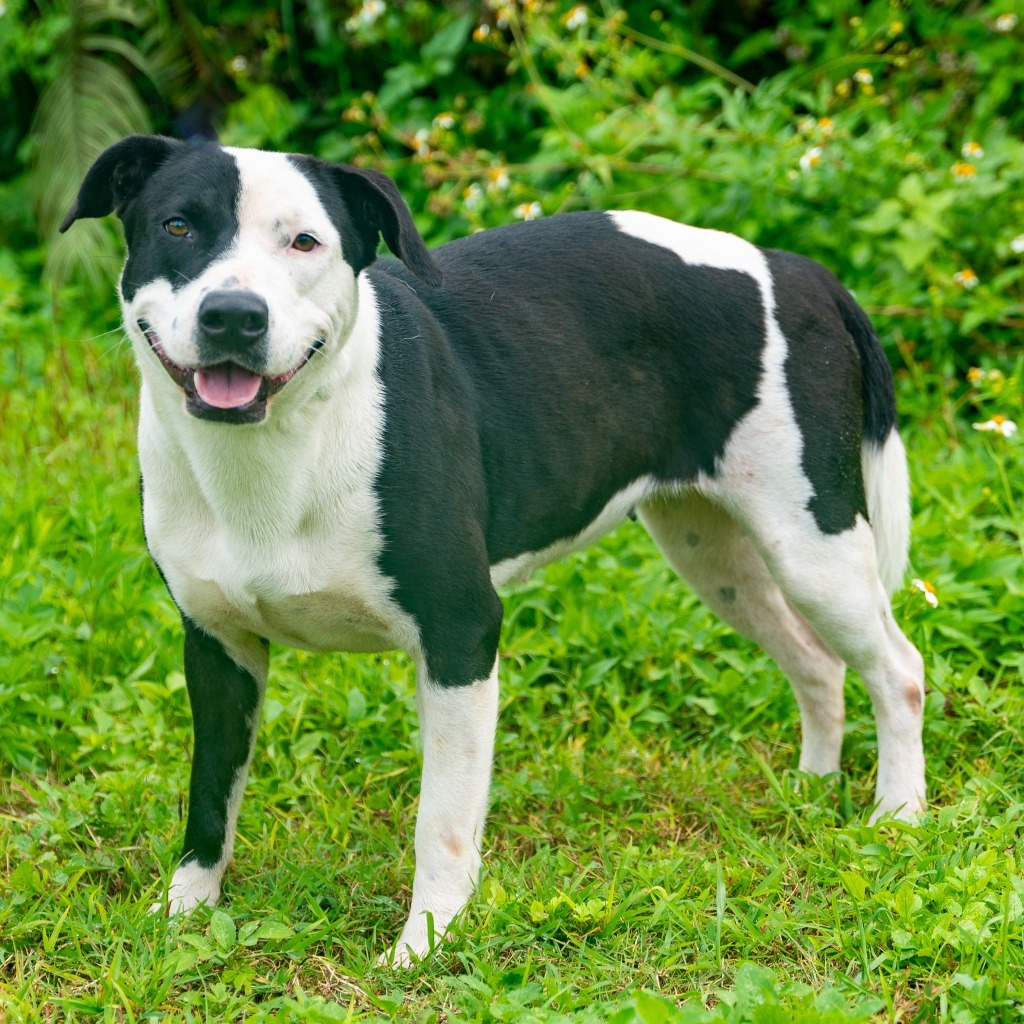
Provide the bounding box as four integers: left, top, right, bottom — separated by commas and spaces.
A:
164, 218, 191, 238
292, 233, 319, 252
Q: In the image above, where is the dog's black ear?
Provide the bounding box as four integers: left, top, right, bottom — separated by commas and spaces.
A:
330, 164, 443, 288
59, 135, 185, 232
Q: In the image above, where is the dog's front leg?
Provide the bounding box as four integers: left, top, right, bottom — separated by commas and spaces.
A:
382, 657, 499, 966
152, 616, 268, 915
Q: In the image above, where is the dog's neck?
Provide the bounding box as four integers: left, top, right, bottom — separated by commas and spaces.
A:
136, 275, 385, 547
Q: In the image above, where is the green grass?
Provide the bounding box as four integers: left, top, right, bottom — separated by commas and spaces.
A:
1, 275, 1023, 1022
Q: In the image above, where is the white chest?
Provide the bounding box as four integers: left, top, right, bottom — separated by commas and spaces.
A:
154, 516, 406, 654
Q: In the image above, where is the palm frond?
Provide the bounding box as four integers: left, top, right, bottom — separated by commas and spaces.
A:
31, 0, 156, 289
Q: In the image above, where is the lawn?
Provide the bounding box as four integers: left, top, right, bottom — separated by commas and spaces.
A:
1, 267, 1023, 1022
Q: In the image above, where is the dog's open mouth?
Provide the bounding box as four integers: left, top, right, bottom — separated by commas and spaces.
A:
139, 321, 323, 423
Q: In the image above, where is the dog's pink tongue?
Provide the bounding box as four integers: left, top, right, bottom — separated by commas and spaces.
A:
194, 364, 263, 409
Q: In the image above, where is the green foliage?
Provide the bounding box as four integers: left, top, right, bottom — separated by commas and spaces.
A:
3, 2, 1024, 1021
4, 1, 1023, 365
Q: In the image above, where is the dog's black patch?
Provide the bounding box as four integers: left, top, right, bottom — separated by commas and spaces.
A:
767, 249, 874, 535
119, 145, 242, 303
371, 211, 766, 685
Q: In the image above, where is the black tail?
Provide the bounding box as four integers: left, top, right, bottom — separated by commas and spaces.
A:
834, 289, 898, 446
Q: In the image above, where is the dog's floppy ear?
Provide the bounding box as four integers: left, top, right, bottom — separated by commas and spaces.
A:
59, 135, 185, 232
330, 164, 443, 288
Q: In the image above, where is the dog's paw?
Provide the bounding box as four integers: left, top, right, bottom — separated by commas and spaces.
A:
375, 915, 441, 969
150, 861, 222, 916
868, 795, 926, 824
375, 943, 422, 970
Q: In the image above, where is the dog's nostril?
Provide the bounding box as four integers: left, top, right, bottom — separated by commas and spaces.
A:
241, 313, 265, 336
200, 309, 227, 334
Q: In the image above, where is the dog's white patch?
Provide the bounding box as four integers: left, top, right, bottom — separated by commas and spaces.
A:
490, 477, 656, 587
151, 859, 222, 915
139, 274, 420, 662
381, 660, 499, 968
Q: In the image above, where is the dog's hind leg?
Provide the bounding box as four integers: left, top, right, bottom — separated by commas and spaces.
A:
152, 618, 268, 915
695, 426, 923, 821
640, 492, 847, 777
742, 509, 924, 821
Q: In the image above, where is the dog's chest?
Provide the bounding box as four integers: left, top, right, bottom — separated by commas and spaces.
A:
139, 382, 415, 656
172, 530, 401, 654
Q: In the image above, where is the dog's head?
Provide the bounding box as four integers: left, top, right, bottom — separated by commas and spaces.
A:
62, 136, 441, 424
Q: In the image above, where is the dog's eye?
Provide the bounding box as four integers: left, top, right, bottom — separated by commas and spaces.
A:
164, 218, 191, 238
292, 233, 320, 252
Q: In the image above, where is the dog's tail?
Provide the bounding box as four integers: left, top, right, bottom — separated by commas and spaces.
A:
837, 292, 911, 596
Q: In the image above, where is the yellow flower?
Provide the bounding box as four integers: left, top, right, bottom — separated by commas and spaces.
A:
911, 579, 939, 608
818, 117, 834, 136
961, 141, 984, 159
952, 268, 979, 289
973, 415, 1018, 438
473, 23, 491, 41
889, 21, 904, 34
967, 367, 983, 383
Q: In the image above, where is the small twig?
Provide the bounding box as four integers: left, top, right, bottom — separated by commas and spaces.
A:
616, 24, 757, 94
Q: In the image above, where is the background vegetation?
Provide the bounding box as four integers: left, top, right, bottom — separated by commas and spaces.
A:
1, 1, 1022, 1021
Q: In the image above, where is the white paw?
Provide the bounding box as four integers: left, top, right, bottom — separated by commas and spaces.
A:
150, 861, 222, 915
869, 795, 925, 824
375, 914, 441, 969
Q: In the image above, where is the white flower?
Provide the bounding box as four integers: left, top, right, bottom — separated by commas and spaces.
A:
346, 0, 385, 30
514, 201, 542, 220
911, 579, 939, 608
433, 112, 456, 130
952, 268, 979, 289
973, 415, 1018, 438
853, 68, 874, 84
462, 183, 483, 211
1010, 234, 1024, 254
563, 5, 589, 29
228, 55, 248, 74
799, 146, 823, 172
995, 12, 1018, 32
487, 166, 510, 191
961, 141, 984, 159
413, 127, 430, 157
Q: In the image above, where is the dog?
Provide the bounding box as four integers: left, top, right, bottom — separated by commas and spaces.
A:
61, 135, 926, 965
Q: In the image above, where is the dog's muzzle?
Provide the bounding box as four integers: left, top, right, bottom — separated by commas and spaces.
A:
139, 305, 324, 425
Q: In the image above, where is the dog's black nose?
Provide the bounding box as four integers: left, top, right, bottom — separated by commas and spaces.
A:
197, 290, 269, 352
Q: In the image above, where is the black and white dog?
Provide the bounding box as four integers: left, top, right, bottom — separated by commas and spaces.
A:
62, 135, 925, 965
